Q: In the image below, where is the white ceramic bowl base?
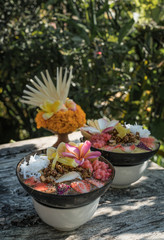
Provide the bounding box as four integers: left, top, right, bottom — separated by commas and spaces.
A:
111, 161, 148, 188
33, 197, 100, 231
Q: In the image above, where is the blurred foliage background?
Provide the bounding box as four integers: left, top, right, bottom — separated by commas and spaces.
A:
0, 0, 164, 166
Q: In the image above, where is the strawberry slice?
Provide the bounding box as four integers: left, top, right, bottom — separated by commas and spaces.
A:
33, 183, 56, 193
120, 144, 135, 152
24, 176, 39, 186
113, 144, 122, 149
103, 145, 115, 151
33, 182, 49, 191
24, 177, 56, 193
71, 180, 91, 193
103, 144, 122, 151
140, 137, 155, 149
86, 179, 105, 188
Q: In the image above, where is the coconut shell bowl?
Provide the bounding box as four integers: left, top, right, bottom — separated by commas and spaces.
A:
80, 118, 160, 188
91, 143, 160, 188
16, 146, 115, 231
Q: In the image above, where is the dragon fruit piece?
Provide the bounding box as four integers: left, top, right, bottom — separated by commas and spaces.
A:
136, 141, 151, 151
57, 183, 71, 195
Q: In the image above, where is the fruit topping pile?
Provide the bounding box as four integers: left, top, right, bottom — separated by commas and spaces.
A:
81, 119, 158, 153
20, 141, 113, 194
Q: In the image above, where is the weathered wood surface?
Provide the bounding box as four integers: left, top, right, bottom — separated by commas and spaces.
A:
0, 132, 164, 240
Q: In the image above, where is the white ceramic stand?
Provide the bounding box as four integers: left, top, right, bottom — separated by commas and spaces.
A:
111, 161, 148, 188
33, 197, 100, 231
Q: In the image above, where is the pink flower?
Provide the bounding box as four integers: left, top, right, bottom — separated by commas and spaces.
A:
97, 51, 102, 55
62, 141, 101, 165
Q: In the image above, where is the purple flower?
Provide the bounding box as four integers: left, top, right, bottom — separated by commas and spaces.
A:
136, 142, 151, 151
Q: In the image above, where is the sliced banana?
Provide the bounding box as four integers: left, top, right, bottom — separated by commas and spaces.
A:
47, 147, 56, 160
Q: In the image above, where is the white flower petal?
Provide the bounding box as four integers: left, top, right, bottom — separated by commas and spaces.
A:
80, 126, 100, 134
98, 118, 109, 130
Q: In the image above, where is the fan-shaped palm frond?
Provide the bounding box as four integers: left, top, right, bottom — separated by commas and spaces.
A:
20, 67, 73, 107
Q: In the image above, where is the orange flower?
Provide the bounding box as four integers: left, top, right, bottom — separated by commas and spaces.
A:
35, 104, 86, 134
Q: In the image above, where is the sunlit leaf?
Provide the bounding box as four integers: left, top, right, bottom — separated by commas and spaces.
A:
118, 19, 134, 44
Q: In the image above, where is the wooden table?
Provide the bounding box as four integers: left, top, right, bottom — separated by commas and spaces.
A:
0, 132, 164, 240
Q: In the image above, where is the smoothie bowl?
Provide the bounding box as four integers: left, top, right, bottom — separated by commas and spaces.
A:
16, 141, 115, 231
80, 119, 160, 188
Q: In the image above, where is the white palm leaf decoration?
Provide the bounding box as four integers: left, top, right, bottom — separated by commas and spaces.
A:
20, 67, 73, 107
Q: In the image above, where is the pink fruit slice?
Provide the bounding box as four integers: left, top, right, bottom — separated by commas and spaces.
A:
140, 137, 155, 148
71, 180, 91, 193
86, 179, 105, 188
120, 144, 135, 152
103, 145, 115, 151
24, 176, 39, 186
103, 144, 122, 151
33, 182, 49, 191
33, 182, 56, 193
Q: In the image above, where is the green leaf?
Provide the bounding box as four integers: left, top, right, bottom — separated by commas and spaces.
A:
72, 36, 83, 43
159, 85, 164, 101
118, 19, 134, 44
152, 6, 162, 23
69, 20, 90, 44
151, 120, 164, 140
96, 2, 109, 17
